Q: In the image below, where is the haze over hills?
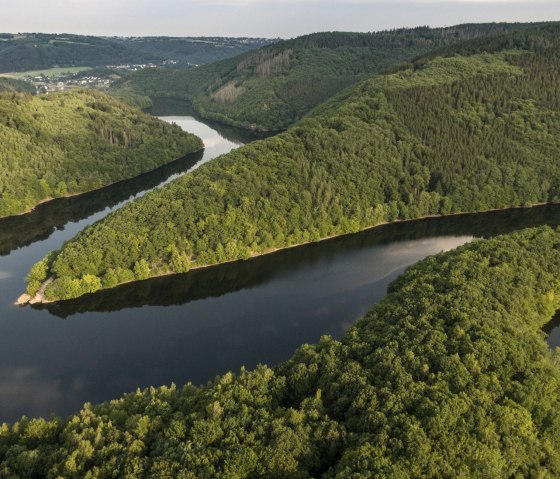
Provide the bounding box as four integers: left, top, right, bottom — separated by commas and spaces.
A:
0, 33, 274, 73
111, 22, 538, 131
29, 22, 560, 301
0, 89, 202, 218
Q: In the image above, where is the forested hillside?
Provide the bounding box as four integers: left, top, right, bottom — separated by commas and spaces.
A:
28, 23, 560, 301
112, 23, 533, 130
0, 90, 202, 217
6, 227, 560, 477
0, 33, 273, 73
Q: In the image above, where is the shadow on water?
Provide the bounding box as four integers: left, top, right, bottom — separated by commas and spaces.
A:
0, 150, 204, 256
39, 203, 560, 319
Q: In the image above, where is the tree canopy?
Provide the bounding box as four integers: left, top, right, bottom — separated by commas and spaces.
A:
112, 23, 543, 131
0, 33, 272, 73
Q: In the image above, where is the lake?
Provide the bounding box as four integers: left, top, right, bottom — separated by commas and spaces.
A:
1, 101, 560, 423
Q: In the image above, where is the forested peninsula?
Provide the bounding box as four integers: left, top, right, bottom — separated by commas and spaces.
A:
6, 226, 560, 477
27, 24, 560, 302
112, 23, 536, 131
0, 90, 203, 217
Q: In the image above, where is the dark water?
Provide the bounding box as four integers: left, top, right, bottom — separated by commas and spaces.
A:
2, 104, 560, 423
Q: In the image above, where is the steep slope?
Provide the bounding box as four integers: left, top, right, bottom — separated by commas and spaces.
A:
28, 23, 560, 301
5, 227, 560, 477
0, 90, 202, 217
112, 23, 533, 131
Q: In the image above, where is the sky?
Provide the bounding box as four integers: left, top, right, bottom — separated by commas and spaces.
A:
1, 0, 559, 38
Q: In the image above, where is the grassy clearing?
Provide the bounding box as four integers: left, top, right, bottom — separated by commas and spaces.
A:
1, 66, 92, 78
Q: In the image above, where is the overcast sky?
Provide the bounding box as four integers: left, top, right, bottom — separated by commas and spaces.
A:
1, 0, 559, 38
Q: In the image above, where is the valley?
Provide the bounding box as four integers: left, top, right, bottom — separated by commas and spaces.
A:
2, 18, 560, 479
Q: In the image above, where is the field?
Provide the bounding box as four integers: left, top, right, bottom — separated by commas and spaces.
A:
0, 66, 92, 78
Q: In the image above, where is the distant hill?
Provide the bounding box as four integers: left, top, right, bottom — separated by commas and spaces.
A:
114, 36, 276, 65
32, 22, 560, 301
0, 89, 202, 217
112, 23, 537, 131
0, 33, 273, 73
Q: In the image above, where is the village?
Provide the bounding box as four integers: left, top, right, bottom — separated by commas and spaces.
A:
21, 60, 181, 94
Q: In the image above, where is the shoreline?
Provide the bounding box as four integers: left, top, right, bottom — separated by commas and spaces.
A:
19, 199, 559, 306
0, 147, 204, 221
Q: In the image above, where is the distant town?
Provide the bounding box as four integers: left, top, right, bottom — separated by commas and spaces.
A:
14, 60, 186, 94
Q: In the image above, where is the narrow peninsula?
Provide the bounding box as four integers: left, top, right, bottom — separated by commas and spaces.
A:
24, 24, 560, 302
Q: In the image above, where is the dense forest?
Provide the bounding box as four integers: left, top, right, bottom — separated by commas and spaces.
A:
0, 33, 273, 73
0, 89, 202, 217
112, 23, 539, 130
28, 23, 560, 301
6, 227, 560, 477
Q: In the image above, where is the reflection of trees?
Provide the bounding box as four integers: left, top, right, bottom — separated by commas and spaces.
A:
0, 151, 203, 256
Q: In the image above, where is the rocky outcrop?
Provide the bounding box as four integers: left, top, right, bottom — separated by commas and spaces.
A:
15, 294, 31, 306
15, 276, 53, 306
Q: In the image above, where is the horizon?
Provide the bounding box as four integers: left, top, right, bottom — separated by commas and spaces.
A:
2, 19, 560, 40
1, 1, 559, 38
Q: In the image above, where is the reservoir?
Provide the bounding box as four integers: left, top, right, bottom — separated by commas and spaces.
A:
1, 101, 560, 423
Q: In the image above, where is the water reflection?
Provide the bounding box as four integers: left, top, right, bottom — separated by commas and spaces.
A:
2, 234, 469, 422
0, 152, 203, 256
146, 98, 273, 144
0, 108, 249, 422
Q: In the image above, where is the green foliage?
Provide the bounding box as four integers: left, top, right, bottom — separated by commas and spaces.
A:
24, 252, 55, 296
0, 89, 203, 217
5, 227, 560, 477
133, 259, 151, 280
34, 24, 560, 300
112, 23, 537, 131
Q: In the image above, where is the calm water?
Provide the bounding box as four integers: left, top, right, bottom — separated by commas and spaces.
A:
2, 102, 560, 423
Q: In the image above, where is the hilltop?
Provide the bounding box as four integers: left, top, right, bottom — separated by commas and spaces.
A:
0, 77, 35, 94
112, 23, 535, 131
